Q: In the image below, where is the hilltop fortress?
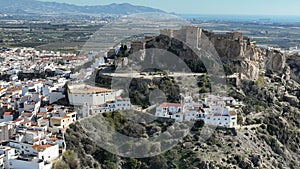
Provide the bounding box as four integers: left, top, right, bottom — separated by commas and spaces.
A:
160, 26, 252, 48
130, 26, 287, 81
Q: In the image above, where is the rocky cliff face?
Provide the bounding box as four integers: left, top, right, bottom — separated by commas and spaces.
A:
202, 31, 287, 81
142, 30, 288, 81
286, 54, 300, 83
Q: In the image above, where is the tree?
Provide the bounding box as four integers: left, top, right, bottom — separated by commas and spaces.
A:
191, 119, 205, 131
62, 150, 80, 169
126, 158, 139, 169
54, 160, 69, 169
149, 155, 168, 169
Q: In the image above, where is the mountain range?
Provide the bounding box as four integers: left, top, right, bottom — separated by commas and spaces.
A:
0, 0, 165, 15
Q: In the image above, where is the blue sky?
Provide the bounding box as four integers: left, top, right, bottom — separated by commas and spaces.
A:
40, 0, 300, 15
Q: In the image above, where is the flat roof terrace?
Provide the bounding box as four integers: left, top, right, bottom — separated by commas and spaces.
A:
68, 84, 113, 94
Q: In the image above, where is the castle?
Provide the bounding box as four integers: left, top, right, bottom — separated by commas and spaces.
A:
130, 26, 255, 53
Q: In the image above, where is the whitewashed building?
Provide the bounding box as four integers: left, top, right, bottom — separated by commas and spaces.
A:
1, 144, 56, 169
81, 98, 131, 117
68, 84, 118, 106
155, 95, 241, 128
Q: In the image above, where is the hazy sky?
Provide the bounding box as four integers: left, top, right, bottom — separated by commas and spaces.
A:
40, 0, 300, 15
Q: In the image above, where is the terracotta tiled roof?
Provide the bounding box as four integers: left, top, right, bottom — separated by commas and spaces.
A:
159, 102, 181, 108
61, 116, 70, 119
38, 117, 49, 121
4, 112, 12, 116
32, 144, 52, 152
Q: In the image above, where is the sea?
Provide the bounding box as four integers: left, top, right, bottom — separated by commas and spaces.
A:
179, 14, 300, 23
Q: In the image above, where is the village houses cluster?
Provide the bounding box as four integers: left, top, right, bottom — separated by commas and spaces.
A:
155, 95, 242, 128
0, 47, 130, 169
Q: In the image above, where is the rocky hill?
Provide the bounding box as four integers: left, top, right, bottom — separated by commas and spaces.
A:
58, 29, 300, 169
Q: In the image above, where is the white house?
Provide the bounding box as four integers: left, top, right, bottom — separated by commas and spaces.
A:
155, 103, 183, 121
0, 146, 16, 169
2, 112, 13, 122
32, 144, 59, 162
80, 97, 131, 117
68, 84, 118, 106
10, 158, 51, 169
37, 117, 50, 127
203, 109, 238, 128
3, 143, 54, 169
155, 95, 240, 128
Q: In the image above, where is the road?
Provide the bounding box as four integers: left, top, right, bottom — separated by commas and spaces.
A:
101, 72, 205, 79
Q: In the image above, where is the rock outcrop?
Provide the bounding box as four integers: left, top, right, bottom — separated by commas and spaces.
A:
202, 30, 288, 80
140, 27, 288, 81
266, 50, 286, 73
286, 54, 300, 83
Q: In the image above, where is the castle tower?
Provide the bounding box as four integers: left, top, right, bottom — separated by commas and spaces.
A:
185, 26, 201, 48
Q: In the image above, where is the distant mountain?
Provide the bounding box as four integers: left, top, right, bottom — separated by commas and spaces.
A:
0, 0, 165, 15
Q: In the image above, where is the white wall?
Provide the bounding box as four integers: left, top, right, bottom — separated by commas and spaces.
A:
3, 115, 13, 122
10, 159, 43, 169
68, 91, 116, 106
184, 110, 198, 121
205, 115, 231, 127
38, 144, 59, 162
